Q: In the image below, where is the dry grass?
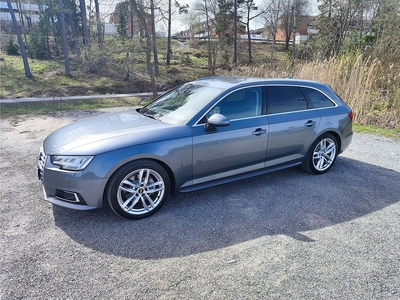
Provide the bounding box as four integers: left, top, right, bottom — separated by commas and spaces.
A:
293, 55, 400, 129
226, 53, 400, 130
1, 36, 398, 130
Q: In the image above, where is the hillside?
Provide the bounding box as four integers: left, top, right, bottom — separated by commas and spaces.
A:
1, 37, 399, 131
0, 38, 291, 99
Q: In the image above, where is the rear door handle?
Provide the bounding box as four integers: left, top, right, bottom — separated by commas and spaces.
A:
252, 128, 267, 136
305, 120, 316, 127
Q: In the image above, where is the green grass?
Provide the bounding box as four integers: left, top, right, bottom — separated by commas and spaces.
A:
353, 123, 400, 140
1, 39, 399, 131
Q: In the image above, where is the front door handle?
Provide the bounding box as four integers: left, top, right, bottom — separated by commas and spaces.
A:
252, 128, 267, 136
305, 120, 316, 127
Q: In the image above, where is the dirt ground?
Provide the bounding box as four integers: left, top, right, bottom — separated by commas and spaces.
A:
1, 108, 400, 299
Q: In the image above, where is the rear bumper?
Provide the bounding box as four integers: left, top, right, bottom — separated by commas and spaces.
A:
340, 131, 353, 153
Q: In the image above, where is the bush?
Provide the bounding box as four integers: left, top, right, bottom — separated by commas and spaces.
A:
28, 29, 47, 59
4, 38, 19, 55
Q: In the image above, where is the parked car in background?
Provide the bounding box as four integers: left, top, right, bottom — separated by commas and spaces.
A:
38, 77, 353, 219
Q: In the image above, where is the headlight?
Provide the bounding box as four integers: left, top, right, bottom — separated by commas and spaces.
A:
50, 155, 94, 171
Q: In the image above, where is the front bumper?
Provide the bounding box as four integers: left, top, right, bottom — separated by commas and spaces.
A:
42, 187, 97, 210
38, 148, 107, 210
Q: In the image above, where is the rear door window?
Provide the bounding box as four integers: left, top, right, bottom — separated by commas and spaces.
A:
266, 86, 308, 114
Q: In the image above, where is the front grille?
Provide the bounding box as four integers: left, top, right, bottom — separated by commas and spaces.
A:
37, 147, 46, 182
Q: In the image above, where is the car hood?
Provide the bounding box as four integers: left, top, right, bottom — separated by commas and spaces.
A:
43, 109, 190, 155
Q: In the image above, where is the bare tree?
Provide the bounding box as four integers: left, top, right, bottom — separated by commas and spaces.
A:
58, 0, 71, 76
280, 0, 307, 50
150, 0, 160, 76
15, 0, 25, 29
94, 0, 103, 44
314, 0, 363, 58
166, 0, 173, 65
239, 0, 268, 63
6, 0, 32, 77
160, 0, 188, 66
182, 9, 201, 39
262, 0, 282, 45
79, 0, 90, 46
194, 0, 218, 72
130, 0, 157, 98
367, 0, 400, 62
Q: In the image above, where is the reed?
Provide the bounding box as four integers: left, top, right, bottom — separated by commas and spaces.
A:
294, 55, 399, 129
225, 54, 399, 130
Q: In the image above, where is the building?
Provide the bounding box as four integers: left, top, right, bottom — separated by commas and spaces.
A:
0, 1, 45, 31
176, 15, 317, 44
103, 23, 117, 35
175, 19, 218, 39
109, 1, 152, 37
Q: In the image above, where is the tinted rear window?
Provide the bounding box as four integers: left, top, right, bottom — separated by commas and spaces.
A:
300, 87, 335, 108
267, 86, 308, 114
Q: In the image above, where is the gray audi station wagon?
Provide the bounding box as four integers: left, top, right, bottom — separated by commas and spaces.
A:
38, 77, 353, 219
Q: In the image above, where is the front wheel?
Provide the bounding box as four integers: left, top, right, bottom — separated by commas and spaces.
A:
106, 160, 170, 219
302, 133, 338, 175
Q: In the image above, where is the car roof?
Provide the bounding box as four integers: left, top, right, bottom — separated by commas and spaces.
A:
191, 76, 324, 90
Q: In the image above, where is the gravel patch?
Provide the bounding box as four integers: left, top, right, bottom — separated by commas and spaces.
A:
1, 108, 399, 299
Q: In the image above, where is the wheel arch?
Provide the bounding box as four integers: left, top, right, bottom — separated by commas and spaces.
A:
102, 157, 177, 206
304, 130, 341, 160
301, 131, 340, 174
324, 130, 341, 152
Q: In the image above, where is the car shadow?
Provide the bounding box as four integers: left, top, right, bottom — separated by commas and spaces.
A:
53, 156, 400, 260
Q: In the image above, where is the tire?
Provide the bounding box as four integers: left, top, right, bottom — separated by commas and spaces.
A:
302, 133, 338, 175
106, 160, 170, 220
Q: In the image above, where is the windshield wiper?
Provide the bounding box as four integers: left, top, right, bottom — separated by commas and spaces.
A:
140, 110, 160, 121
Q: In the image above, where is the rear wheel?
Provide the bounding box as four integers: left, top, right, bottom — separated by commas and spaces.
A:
302, 133, 338, 174
106, 160, 170, 219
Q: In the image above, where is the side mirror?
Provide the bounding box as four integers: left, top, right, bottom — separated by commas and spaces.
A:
205, 113, 231, 129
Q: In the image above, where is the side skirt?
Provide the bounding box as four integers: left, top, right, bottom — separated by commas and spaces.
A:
178, 161, 302, 193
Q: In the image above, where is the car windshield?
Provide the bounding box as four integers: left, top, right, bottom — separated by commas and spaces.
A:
140, 83, 224, 125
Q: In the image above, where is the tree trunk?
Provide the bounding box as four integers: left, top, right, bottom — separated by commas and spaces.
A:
131, 0, 157, 98
130, 0, 134, 38
125, 52, 130, 81
247, 20, 252, 63
6, 0, 32, 77
166, 0, 172, 66
16, 0, 25, 29
94, 0, 102, 43
79, 0, 90, 46
233, 0, 237, 66
150, 0, 159, 76
204, 0, 213, 73
65, 12, 80, 54
58, 0, 71, 76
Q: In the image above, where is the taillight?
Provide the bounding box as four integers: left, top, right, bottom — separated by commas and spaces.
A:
348, 112, 354, 121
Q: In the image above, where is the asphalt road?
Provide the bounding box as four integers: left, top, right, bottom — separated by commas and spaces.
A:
1, 108, 399, 299
0, 93, 152, 104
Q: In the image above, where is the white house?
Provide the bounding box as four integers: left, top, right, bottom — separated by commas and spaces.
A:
0, 1, 44, 30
